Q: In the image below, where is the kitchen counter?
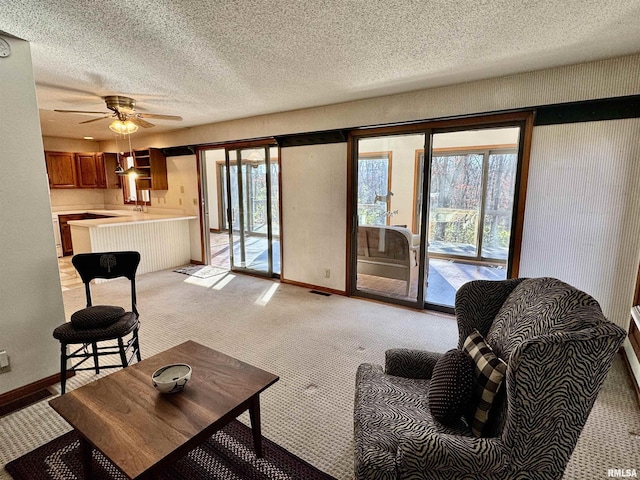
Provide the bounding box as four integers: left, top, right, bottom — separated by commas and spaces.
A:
66, 211, 196, 227
64, 209, 197, 275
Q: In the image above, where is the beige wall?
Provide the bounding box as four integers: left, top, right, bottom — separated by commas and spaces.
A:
281, 143, 347, 291
0, 37, 66, 394
154, 155, 201, 262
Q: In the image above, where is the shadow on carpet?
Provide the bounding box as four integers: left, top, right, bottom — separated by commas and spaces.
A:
6, 420, 336, 480
173, 264, 229, 279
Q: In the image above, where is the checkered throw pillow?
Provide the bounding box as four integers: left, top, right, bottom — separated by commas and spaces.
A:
463, 329, 507, 437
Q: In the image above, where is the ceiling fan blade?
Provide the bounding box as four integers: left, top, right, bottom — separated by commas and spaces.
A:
79, 116, 111, 124
137, 113, 183, 121
54, 109, 110, 114
129, 117, 155, 128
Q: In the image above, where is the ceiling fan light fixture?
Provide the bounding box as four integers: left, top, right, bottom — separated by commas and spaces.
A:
109, 119, 138, 134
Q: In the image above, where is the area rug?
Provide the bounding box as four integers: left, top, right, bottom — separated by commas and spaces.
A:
5, 420, 336, 480
173, 264, 229, 279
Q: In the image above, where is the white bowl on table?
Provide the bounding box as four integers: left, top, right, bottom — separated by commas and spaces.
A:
152, 363, 192, 393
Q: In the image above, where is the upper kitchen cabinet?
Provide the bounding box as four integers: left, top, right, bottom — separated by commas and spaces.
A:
45, 151, 121, 189
132, 148, 168, 190
99, 152, 121, 189
75, 152, 104, 188
45, 151, 77, 188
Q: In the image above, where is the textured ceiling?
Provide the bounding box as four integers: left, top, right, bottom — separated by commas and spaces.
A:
3, 0, 640, 141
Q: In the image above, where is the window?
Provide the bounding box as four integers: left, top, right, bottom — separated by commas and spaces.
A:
415, 146, 517, 262
357, 152, 392, 226
121, 154, 150, 206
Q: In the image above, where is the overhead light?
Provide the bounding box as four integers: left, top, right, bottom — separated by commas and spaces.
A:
83, 136, 94, 140
109, 119, 138, 134
124, 166, 144, 177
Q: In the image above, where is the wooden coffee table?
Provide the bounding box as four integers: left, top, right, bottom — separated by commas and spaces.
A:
49, 340, 279, 479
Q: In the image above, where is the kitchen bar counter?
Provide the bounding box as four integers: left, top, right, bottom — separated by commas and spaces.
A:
65, 210, 197, 275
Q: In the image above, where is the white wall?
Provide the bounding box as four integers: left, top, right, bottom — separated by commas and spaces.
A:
521, 119, 640, 329
0, 36, 66, 394
281, 144, 347, 291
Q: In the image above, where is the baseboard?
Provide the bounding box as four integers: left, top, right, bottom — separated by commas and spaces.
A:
280, 278, 346, 296
0, 370, 75, 407
189, 259, 205, 265
622, 339, 640, 408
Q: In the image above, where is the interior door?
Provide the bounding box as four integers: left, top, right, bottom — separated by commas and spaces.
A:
225, 147, 279, 277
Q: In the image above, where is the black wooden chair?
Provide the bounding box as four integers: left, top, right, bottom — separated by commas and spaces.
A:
53, 251, 142, 394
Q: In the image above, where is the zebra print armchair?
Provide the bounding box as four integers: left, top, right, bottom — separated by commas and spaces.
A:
354, 277, 626, 480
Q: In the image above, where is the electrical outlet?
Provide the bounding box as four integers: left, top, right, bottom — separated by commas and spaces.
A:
193, 198, 197, 205
324, 268, 331, 278
180, 185, 185, 193
0, 350, 10, 374
179, 198, 183, 205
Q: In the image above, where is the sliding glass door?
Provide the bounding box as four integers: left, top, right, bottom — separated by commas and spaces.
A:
226, 146, 280, 277
352, 121, 526, 311
354, 133, 429, 307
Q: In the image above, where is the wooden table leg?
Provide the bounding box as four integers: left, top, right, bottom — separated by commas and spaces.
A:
78, 436, 92, 479
248, 395, 262, 457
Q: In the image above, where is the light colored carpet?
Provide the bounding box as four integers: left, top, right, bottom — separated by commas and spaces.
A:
1, 269, 639, 479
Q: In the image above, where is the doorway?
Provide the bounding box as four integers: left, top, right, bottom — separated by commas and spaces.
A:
351, 117, 531, 311
201, 144, 280, 278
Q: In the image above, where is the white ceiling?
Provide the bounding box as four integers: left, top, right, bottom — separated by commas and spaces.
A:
3, 0, 640, 141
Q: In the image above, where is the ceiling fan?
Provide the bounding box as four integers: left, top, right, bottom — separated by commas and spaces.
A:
54, 95, 183, 131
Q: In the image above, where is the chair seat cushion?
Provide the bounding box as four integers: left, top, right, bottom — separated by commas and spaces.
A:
428, 349, 475, 425
354, 363, 472, 479
53, 312, 138, 343
70, 305, 125, 329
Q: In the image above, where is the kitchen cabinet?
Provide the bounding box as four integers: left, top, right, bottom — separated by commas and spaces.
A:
132, 148, 168, 190
100, 152, 121, 189
58, 212, 113, 255
75, 153, 103, 188
45, 151, 120, 189
58, 214, 85, 256
45, 152, 77, 188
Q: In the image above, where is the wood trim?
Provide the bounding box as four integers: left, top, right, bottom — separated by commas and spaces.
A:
195, 138, 277, 152
195, 149, 206, 265
280, 278, 347, 296
189, 259, 205, 265
345, 134, 357, 295
0, 371, 75, 407
509, 113, 534, 278
351, 111, 533, 139
276, 146, 285, 280
633, 261, 640, 305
